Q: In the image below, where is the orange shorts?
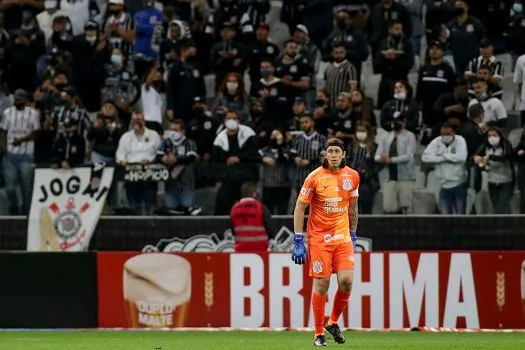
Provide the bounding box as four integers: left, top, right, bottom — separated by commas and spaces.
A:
308, 242, 355, 278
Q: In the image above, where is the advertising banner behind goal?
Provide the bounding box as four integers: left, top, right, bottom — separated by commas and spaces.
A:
97, 252, 525, 329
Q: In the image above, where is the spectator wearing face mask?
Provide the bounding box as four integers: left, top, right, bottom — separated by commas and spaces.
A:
213, 72, 250, 123
249, 98, 274, 148
467, 77, 507, 129
159, 119, 199, 210
367, 0, 413, 55
508, 1, 525, 68
37, 0, 71, 44
375, 115, 417, 214
209, 22, 247, 89
0, 89, 40, 215
346, 121, 380, 214
474, 128, 514, 214
50, 119, 86, 169
259, 129, 291, 215
158, 20, 190, 74
422, 123, 468, 214
327, 92, 356, 146
349, 89, 376, 129
381, 81, 419, 134
60, 0, 100, 37
140, 67, 165, 135
101, 0, 135, 63
447, 0, 485, 76
312, 89, 332, 136
416, 41, 456, 132
247, 22, 280, 96
212, 110, 260, 215
253, 58, 288, 129
38, 47, 73, 85
134, 0, 163, 79
116, 112, 162, 214
321, 9, 368, 79
102, 47, 140, 124
7, 11, 46, 92
374, 21, 415, 108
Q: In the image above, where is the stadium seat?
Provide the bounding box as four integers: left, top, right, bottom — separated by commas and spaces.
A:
508, 127, 523, 148
411, 188, 437, 214
193, 187, 219, 215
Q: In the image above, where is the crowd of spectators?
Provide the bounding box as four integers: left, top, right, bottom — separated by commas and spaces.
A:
0, 0, 525, 216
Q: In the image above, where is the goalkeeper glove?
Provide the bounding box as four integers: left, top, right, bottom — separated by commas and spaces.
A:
291, 233, 307, 265
351, 231, 358, 250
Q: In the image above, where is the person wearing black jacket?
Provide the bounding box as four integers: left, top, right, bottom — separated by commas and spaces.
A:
434, 82, 469, 130
253, 58, 288, 128
459, 103, 486, 159
424, 0, 455, 44
250, 98, 275, 148
381, 81, 419, 134
212, 110, 260, 215
416, 40, 456, 130
209, 22, 247, 89
373, 21, 415, 108
247, 22, 280, 96
87, 101, 124, 164
367, 0, 413, 55
514, 128, 525, 213
320, 9, 368, 78
507, 3, 525, 65
50, 121, 86, 169
166, 39, 198, 122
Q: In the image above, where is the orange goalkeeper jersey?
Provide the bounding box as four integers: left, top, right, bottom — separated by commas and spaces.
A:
297, 166, 360, 245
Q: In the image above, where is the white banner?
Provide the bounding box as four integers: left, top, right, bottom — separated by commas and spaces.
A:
27, 166, 114, 251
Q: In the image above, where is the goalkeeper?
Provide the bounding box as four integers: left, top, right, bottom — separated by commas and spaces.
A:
292, 138, 359, 347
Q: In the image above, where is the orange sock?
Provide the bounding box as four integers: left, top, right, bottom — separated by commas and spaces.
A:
328, 289, 351, 325
312, 292, 327, 336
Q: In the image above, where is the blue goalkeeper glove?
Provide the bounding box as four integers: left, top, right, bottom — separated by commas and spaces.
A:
291, 233, 307, 265
351, 231, 358, 250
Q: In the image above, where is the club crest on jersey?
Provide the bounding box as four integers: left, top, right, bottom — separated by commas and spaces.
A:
342, 178, 352, 191
312, 261, 323, 273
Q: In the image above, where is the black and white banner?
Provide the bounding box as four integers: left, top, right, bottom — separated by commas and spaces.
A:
117, 163, 170, 182
27, 166, 114, 252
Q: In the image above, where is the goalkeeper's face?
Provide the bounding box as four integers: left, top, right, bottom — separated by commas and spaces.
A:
326, 146, 345, 168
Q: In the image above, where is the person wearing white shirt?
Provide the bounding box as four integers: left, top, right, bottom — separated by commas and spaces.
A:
467, 77, 507, 129
140, 67, 165, 135
513, 54, 525, 126
37, 1, 70, 43
116, 112, 162, 214
422, 123, 468, 214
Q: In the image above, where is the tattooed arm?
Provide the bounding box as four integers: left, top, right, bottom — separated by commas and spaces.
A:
349, 197, 358, 233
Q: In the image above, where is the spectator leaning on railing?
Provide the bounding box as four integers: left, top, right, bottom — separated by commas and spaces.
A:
116, 112, 162, 214
422, 123, 468, 214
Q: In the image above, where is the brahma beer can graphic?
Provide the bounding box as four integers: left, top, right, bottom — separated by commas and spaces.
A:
123, 253, 191, 328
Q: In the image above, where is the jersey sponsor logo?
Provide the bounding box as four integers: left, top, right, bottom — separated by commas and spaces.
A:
324, 233, 345, 243
300, 187, 312, 196
324, 234, 331, 242
312, 260, 323, 273
342, 178, 352, 191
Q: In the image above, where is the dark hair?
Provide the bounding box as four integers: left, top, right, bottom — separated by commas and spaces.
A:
440, 122, 456, 132
321, 138, 347, 169
178, 39, 196, 52
241, 181, 258, 197
389, 20, 403, 29
284, 38, 298, 47
171, 118, 185, 131
331, 42, 347, 51
260, 58, 275, 66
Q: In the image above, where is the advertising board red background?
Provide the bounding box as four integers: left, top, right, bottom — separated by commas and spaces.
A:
97, 252, 525, 329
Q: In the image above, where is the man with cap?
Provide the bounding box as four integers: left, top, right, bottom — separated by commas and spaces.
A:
50, 116, 86, 169
464, 38, 503, 96
0, 89, 40, 215
37, 0, 70, 43
292, 137, 360, 346
187, 96, 219, 161
246, 22, 279, 96
209, 21, 247, 89
416, 40, 456, 131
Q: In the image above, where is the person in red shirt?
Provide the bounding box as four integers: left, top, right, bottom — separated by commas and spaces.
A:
292, 138, 360, 346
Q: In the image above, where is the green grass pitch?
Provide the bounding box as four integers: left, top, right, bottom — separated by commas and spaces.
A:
0, 330, 524, 349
